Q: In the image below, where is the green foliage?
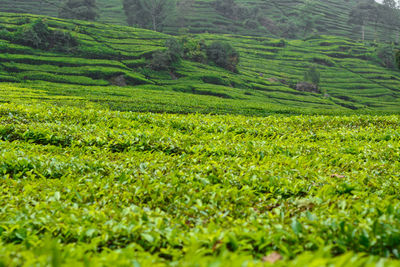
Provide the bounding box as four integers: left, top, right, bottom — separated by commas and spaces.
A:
77, 43, 120, 60
123, 0, 176, 31
206, 41, 239, 72
17, 71, 109, 85
214, 0, 238, 19
149, 37, 239, 72
348, 1, 378, 41
149, 50, 174, 71
201, 75, 231, 86
165, 38, 183, 63
378, 3, 399, 42
123, 0, 147, 27
214, 0, 260, 22
304, 65, 321, 87
375, 44, 397, 69
179, 36, 207, 63
149, 38, 182, 71
59, 0, 99, 21
297, 0, 321, 38
0, 101, 400, 265
5, 19, 78, 52
150, 37, 241, 72
0, 13, 398, 114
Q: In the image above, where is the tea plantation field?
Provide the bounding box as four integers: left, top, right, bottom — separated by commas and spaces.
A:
0, 13, 399, 114
0, 11, 400, 266
0, 98, 400, 266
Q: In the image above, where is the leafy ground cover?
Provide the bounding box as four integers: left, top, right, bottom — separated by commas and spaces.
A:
0, 99, 399, 266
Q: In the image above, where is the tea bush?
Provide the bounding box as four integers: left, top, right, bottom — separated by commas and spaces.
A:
206, 41, 240, 73
0, 102, 399, 266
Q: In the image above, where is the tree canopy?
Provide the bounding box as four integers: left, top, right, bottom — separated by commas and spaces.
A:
59, 0, 98, 21
123, 0, 176, 32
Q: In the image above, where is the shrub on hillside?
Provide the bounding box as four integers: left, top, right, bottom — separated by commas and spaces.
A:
149, 38, 239, 72
150, 51, 173, 71
180, 36, 207, 63
165, 38, 183, 63
206, 41, 239, 73
375, 44, 397, 69
295, 82, 320, 93
7, 20, 78, 52
214, 0, 256, 21
149, 38, 183, 71
13, 20, 51, 49
15, 17, 30, 25
214, 0, 237, 19
304, 65, 320, 87
243, 19, 259, 29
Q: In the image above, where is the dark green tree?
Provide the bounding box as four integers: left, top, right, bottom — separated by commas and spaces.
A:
348, 0, 378, 41
175, 0, 195, 28
59, 0, 98, 21
206, 41, 239, 72
149, 38, 182, 71
214, 0, 237, 18
376, 44, 397, 69
123, 0, 145, 27
297, 0, 321, 37
379, 0, 400, 42
123, 0, 176, 32
304, 65, 320, 87
123, 0, 146, 27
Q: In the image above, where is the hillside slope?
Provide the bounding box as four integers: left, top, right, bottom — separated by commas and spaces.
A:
0, 12, 399, 114
0, 0, 398, 41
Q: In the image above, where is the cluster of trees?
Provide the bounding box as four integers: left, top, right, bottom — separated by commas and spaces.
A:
57, 0, 322, 38
57, 0, 177, 32
348, 0, 400, 42
213, 0, 323, 39
55, 0, 400, 43
276, 0, 321, 39
211, 0, 400, 41
2, 0, 240, 73
150, 37, 239, 72
214, 0, 258, 21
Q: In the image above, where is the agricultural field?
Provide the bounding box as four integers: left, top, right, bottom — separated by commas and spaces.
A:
0, 13, 399, 114
0, 0, 394, 41
0, 97, 400, 266
0, 8, 399, 266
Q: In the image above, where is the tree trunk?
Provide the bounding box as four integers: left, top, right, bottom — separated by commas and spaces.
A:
362, 25, 365, 41
152, 15, 157, 31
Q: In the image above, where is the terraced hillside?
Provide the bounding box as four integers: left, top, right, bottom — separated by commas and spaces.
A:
169, 0, 399, 41
0, 0, 398, 41
0, 12, 399, 114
